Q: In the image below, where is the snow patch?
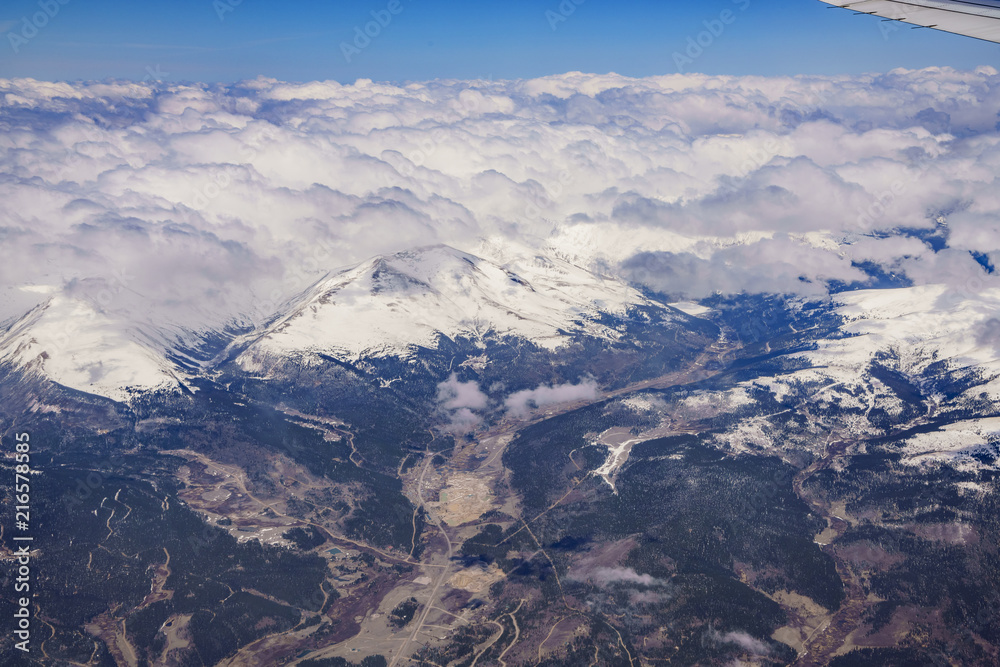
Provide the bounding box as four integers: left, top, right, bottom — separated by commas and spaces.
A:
669, 301, 713, 317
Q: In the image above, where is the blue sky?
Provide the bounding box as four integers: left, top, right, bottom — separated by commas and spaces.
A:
0, 0, 997, 82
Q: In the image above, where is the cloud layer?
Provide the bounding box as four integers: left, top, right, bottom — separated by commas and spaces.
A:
567, 565, 668, 588
3, 67, 1000, 339
435, 372, 489, 432
504, 378, 599, 418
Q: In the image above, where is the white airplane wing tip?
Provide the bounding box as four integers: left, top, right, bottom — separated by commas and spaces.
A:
817, 0, 1000, 44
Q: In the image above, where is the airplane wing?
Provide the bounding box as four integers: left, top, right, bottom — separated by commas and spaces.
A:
817, 0, 1000, 43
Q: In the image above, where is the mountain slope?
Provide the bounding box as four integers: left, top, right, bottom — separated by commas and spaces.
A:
812, 284, 1000, 380
0, 293, 182, 402
236, 244, 677, 371
0, 245, 692, 400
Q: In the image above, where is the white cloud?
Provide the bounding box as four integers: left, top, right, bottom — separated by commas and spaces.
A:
436, 373, 488, 410
587, 566, 664, 587
705, 627, 772, 656
504, 378, 599, 418
567, 564, 669, 588
2, 67, 1000, 347
435, 373, 488, 433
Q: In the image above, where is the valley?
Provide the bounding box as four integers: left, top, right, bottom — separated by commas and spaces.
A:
5, 55, 1000, 667
2, 256, 999, 666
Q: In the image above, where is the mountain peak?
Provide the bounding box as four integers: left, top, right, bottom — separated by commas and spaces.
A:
0, 293, 181, 402
0, 245, 672, 398
237, 245, 665, 370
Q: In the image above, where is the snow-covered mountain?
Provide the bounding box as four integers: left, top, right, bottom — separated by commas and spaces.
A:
711, 284, 1000, 463
9, 243, 1000, 420
767, 284, 1000, 401
235, 244, 673, 371
0, 244, 683, 400
0, 293, 183, 402
815, 284, 1000, 378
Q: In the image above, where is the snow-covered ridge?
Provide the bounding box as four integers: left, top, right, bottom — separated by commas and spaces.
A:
0, 244, 673, 400
0, 295, 181, 402
679, 284, 1000, 463
806, 284, 1000, 379
237, 244, 668, 369
742, 285, 1000, 422
900, 417, 1000, 468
